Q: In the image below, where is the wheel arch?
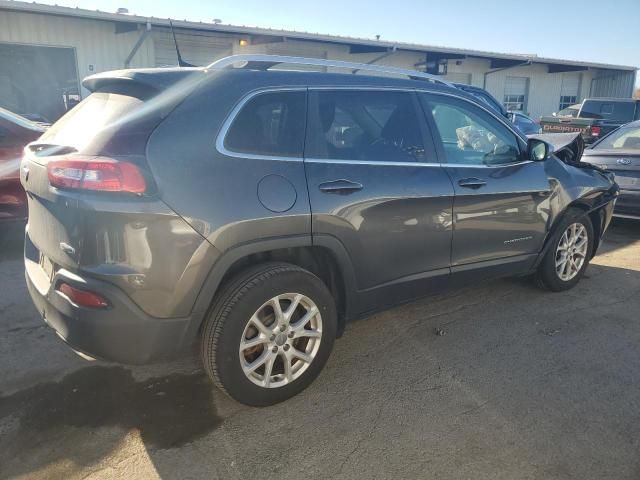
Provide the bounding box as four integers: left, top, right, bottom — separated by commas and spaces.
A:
534, 197, 607, 270
188, 235, 358, 341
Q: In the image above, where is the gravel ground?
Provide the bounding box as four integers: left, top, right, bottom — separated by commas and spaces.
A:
1, 218, 639, 480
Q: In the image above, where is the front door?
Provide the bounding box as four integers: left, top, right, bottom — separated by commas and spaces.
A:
304, 89, 454, 309
420, 93, 550, 268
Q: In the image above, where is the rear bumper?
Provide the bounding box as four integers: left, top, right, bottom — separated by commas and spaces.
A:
24, 234, 199, 364
614, 189, 640, 219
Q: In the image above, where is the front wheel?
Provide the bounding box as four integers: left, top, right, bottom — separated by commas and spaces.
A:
535, 209, 594, 291
201, 263, 337, 406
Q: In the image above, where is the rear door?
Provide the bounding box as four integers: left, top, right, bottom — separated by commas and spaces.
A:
420, 92, 550, 270
304, 88, 454, 307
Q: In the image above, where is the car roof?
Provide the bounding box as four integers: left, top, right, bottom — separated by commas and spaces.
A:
85, 66, 471, 98
583, 98, 640, 103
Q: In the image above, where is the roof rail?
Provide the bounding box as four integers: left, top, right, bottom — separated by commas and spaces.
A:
206, 54, 453, 87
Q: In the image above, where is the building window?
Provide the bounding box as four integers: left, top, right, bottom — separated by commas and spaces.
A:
503, 76, 528, 112
559, 95, 578, 110
559, 73, 581, 111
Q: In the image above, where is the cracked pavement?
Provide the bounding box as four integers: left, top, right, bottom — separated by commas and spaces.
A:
1, 219, 639, 480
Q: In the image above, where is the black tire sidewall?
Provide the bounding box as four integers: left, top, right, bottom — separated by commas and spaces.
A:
539, 211, 594, 291
204, 265, 337, 406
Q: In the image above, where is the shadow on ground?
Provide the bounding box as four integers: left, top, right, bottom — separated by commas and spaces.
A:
0, 366, 222, 479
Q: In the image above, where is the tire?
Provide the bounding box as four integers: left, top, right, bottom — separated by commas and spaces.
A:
200, 262, 337, 406
535, 208, 594, 292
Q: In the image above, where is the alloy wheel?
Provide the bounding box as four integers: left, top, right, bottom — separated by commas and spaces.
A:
555, 222, 588, 281
239, 293, 323, 388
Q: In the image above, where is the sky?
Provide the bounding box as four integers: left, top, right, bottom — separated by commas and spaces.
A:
40, 0, 640, 86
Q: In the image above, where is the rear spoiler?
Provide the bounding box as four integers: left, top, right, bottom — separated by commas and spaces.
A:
82, 67, 204, 93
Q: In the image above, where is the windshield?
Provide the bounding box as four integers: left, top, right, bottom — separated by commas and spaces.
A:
594, 125, 640, 150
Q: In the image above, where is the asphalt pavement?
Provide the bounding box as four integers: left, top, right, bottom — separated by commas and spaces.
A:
1, 219, 639, 480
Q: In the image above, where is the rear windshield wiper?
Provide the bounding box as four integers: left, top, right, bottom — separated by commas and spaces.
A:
29, 144, 78, 157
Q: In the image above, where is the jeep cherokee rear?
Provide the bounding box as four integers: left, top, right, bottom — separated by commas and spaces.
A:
22, 55, 618, 406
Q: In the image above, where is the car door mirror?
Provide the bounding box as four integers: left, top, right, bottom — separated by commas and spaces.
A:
528, 139, 550, 161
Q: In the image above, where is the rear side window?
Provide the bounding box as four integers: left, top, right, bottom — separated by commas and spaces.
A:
580, 101, 636, 121
224, 91, 306, 158
306, 90, 425, 162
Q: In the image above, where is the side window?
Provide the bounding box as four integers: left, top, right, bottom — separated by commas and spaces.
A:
424, 95, 522, 166
306, 90, 425, 162
224, 91, 306, 157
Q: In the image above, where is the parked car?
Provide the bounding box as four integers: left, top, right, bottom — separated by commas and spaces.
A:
452, 83, 509, 119
21, 55, 618, 406
540, 98, 640, 144
508, 111, 542, 135
582, 120, 640, 219
453, 84, 539, 135
0, 107, 45, 223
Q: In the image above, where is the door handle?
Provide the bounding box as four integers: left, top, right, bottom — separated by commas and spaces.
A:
318, 179, 363, 195
458, 177, 487, 189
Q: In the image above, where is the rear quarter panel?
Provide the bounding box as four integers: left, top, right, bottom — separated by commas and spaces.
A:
145, 71, 312, 282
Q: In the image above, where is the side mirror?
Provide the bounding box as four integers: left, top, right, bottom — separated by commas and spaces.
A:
528, 139, 550, 161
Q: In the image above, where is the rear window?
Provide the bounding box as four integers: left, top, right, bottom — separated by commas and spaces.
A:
579, 101, 637, 121
594, 125, 640, 150
223, 91, 306, 158
35, 92, 147, 156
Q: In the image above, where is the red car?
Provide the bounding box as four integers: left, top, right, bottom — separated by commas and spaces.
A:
0, 108, 46, 223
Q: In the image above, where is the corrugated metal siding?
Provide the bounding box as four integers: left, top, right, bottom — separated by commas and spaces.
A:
153, 29, 235, 67
0, 10, 154, 97
590, 70, 635, 98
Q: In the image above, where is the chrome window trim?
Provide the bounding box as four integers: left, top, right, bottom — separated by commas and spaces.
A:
441, 160, 534, 169
215, 87, 307, 162
216, 85, 533, 167
305, 158, 441, 167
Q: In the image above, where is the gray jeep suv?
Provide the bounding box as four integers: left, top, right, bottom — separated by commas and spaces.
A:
21, 55, 618, 405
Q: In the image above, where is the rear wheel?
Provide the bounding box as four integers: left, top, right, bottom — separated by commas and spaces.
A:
201, 263, 337, 406
535, 209, 594, 291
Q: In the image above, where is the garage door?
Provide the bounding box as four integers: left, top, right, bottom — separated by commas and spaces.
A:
0, 43, 80, 122
560, 73, 581, 110
503, 76, 528, 112
154, 30, 234, 67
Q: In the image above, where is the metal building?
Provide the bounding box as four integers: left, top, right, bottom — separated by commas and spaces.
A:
0, 0, 636, 122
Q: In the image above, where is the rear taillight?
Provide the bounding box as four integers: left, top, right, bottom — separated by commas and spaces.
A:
57, 282, 110, 309
47, 156, 146, 193
590, 126, 601, 137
